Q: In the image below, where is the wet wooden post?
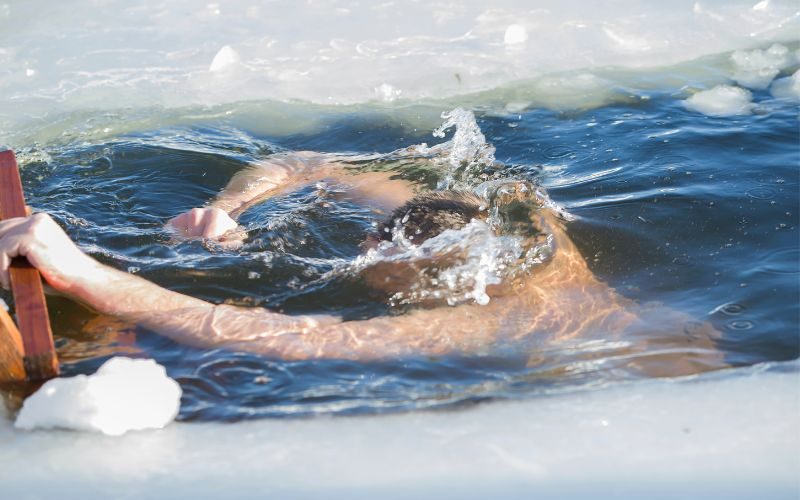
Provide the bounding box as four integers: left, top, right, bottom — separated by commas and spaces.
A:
0, 305, 25, 383
0, 150, 60, 381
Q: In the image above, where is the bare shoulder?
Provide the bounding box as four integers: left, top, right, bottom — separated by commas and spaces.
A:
331, 170, 418, 213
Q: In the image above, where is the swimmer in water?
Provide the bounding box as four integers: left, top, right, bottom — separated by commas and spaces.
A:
0, 152, 723, 376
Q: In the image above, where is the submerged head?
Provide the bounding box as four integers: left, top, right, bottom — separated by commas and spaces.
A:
359, 183, 551, 305
365, 190, 488, 248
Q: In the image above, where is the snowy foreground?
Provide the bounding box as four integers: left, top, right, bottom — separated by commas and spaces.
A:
1, 362, 797, 499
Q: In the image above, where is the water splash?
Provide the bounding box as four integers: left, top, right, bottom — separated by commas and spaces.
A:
321, 109, 560, 307
412, 108, 498, 189
350, 219, 532, 307
335, 179, 556, 307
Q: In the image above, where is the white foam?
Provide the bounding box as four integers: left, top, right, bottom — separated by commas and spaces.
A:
731, 43, 796, 89
15, 357, 182, 436
684, 85, 754, 116
771, 68, 800, 100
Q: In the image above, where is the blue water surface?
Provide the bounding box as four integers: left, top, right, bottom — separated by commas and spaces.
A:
6, 86, 798, 421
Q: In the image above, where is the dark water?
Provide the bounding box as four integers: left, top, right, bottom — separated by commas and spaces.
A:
4, 90, 798, 421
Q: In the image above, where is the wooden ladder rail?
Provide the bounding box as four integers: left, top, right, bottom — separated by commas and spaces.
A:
0, 150, 59, 382
0, 305, 25, 383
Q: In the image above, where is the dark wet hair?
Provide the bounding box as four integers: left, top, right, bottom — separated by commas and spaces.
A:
375, 191, 486, 243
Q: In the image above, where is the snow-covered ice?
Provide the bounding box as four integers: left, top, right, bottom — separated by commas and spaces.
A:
1, 361, 798, 498
0, 0, 798, 140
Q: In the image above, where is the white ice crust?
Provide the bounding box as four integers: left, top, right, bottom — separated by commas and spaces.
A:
684, 85, 754, 116
0, 0, 798, 142
1, 361, 797, 498
14, 357, 182, 436
731, 43, 797, 89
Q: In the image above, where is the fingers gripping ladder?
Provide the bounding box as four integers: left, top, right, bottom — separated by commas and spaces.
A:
0, 150, 59, 382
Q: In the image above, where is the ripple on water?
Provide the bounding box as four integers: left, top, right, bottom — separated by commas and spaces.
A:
710, 302, 746, 316
195, 356, 295, 394
745, 185, 777, 200
546, 166, 624, 189
758, 248, 800, 275
649, 154, 692, 172
543, 145, 575, 160
709, 302, 756, 332
726, 319, 755, 331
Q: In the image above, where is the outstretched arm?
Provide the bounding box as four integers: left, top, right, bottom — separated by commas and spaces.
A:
0, 213, 499, 360
208, 152, 329, 217
0, 212, 722, 371
167, 152, 418, 240
167, 152, 330, 240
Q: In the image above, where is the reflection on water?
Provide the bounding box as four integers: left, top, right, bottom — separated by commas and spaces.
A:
2, 91, 798, 421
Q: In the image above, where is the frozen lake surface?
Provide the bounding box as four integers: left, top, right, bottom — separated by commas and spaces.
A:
1, 361, 798, 498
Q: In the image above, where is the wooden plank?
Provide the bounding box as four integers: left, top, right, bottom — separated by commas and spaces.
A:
0, 305, 25, 383
0, 150, 59, 380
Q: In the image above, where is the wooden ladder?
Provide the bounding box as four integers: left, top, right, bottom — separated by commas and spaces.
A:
0, 150, 59, 383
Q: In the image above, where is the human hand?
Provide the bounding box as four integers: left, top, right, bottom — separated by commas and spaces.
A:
0, 213, 98, 293
167, 207, 240, 240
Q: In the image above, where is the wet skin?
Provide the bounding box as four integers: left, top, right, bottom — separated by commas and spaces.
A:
0, 152, 724, 377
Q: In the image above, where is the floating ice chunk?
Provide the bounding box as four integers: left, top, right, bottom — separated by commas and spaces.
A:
209, 45, 241, 72
504, 24, 528, 45
731, 44, 794, 90
15, 357, 182, 436
752, 0, 770, 10
684, 85, 753, 116
771, 69, 800, 101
